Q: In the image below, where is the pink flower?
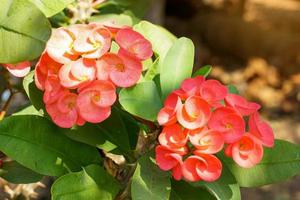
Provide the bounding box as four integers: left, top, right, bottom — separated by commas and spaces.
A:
76, 80, 116, 123
96, 52, 142, 87
46, 92, 80, 128
157, 93, 181, 126
174, 76, 205, 100
35, 52, 62, 90
200, 80, 228, 107
46, 27, 78, 64
189, 128, 224, 154
225, 133, 263, 168
225, 94, 260, 116
2, 61, 31, 77
249, 112, 274, 147
43, 75, 66, 104
182, 153, 222, 182
155, 145, 183, 180
59, 58, 96, 89
177, 96, 211, 130
72, 24, 111, 59
208, 107, 245, 143
115, 28, 153, 61
158, 123, 188, 155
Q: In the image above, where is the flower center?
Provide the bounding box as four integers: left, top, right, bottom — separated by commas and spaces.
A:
115, 63, 125, 72
93, 93, 101, 102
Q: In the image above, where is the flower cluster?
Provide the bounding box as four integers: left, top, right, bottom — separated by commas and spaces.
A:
155, 76, 274, 182
35, 23, 152, 128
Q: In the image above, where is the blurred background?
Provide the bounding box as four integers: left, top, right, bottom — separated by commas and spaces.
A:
1, 0, 300, 199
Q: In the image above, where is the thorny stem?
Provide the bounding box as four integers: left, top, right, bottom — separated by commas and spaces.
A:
109, 119, 161, 199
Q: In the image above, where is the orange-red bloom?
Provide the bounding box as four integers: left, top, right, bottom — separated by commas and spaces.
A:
208, 107, 245, 143
249, 112, 274, 147
177, 96, 211, 130
155, 145, 183, 180
158, 124, 188, 155
35, 22, 152, 128
182, 153, 222, 182
225, 133, 263, 168
155, 76, 274, 183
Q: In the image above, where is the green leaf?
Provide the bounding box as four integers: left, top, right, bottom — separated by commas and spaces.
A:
96, 107, 132, 152
63, 123, 117, 152
170, 180, 215, 200
0, 161, 43, 184
222, 140, 300, 187
51, 164, 120, 200
192, 65, 212, 78
23, 71, 45, 114
30, 0, 74, 17
160, 37, 195, 100
142, 58, 153, 71
13, 105, 44, 116
119, 81, 163, 121
192, 166, 241, 200
65, 107, 139, 158
134, 21, 176, 70
131, 154, 171, 200
144, 58, 159, 81
227, 85, 239, 94
90, 13, 133, 27
0, 0, 51, 63
0, 115, 101, 176
118, 108, 140, 150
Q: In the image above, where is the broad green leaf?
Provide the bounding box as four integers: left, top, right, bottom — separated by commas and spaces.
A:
63, 123, 117, 152
90, 13, 133, 27
227, 84, 239, 94
0, 0, 51, 63
0, 115, 101, 176
192, 65, 212, 78
51, 164, 120, 200
13, 105, 44, 116
192, 166, 241, 200
118, 108, 140, 150
30, 0, 74, 17
119, 81, 163, 121
170, 180, 215, 200
23, 71, 45, 114
131, 154, 171, 200
65, 107, 139, 158
222, 140, 300, 187
142, 58, 153, 71
0, 161, 43, 184
104, 0, 152, 18
160, 37, 195, 99
134, 21, 176, 70
96, 107, 132, 152
144, 58, 159, 81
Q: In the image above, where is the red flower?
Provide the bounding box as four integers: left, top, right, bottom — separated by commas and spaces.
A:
208, 107, 245, 143
2, 61, 31, 77
225, 133, 263, 168
177, 96, 211, 130
225, 93, 260, 116
115, 28, 153, 61
155, 145, 183, 180
188, 128, 224, 154
182, 153, 222, 182
157, 93, 181, 126
158, 124, 188, 155
249, 112, 274, 147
